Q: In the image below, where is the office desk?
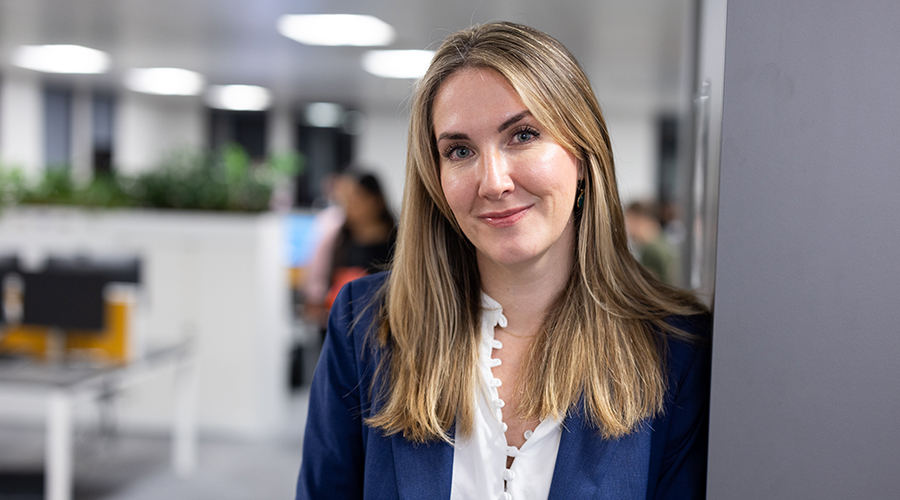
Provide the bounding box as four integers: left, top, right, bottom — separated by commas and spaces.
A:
0, 342, 197, 500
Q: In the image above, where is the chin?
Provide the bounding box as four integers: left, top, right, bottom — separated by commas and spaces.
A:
480, 246, 541, 268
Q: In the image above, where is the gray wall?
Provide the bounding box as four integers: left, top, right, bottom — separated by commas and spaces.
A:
707, 1, 900, 498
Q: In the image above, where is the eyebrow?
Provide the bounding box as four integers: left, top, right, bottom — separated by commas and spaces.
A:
436, 110, 533, 142
497, 110, 532, 133
436, 131, 469, 142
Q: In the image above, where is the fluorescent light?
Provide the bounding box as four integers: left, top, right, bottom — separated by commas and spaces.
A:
362, 50, 434, 79
278, 14, 395, 46
12, 44, 110, 74
305, 102, 344, 127
342, 110, 367, 135
124, 68, 205, 96
206, 85, 272, 111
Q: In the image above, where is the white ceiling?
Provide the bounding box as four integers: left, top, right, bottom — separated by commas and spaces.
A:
0, 0, 695, 115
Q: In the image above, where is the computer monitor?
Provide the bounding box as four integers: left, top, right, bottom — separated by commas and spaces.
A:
44, 255, 141, 284
21, 256, 141, 331
21, 270, 108, 331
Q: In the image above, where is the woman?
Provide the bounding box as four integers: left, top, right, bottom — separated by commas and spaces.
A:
322, 172, 396, 309
297, 21, 710, 500
302, 171, 396, 328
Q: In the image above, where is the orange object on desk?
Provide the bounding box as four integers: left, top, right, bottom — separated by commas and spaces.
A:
0, 297, 132, 364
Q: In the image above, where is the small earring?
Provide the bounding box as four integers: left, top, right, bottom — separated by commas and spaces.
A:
576, 187, 585, 209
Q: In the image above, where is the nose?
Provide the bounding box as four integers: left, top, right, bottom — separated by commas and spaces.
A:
477, 149, 515, 200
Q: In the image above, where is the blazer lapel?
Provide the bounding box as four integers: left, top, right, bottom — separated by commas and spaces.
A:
391, 432, 454, 500
548, 411, 651, 499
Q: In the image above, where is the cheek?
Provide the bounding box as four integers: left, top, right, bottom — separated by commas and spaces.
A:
531, 150, 579, 203
440, 170, 470, 216
555, 152, 581, 197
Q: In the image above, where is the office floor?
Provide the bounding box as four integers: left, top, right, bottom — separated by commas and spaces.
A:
0, 389, 309, 500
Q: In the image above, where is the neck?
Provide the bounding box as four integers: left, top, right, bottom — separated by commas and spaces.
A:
478, 241, 574, 338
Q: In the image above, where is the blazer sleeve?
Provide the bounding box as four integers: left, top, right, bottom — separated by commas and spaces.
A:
296, 280, 371, 500
647, 315, 713, 500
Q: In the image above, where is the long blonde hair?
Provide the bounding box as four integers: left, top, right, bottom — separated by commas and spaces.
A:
366, 21, 706, 444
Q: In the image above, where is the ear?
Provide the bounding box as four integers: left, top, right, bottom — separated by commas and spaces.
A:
577, 161, 585, 181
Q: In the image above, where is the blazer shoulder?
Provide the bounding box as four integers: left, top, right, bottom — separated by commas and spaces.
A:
658, 312, 712, 408
662, 312, 712, 362
645, 313, 712, 499
348, 270, 390, 296
664, 312, 711, 340
328, 271, 389, 351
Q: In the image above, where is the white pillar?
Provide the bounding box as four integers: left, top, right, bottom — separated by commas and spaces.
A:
46, 390, 73, 500
70, 86, 93, 184
0, 71, 44, 178
172, 353, 199, 476
267, 103, 295, 156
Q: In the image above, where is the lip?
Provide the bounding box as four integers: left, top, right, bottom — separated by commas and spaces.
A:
478, 205, 531, 228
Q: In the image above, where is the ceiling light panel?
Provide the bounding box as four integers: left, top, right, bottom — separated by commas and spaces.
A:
125, 68, 205, 96
278, 14, 395, 46
12, 44, 110, 74
206, 85, 272, 111
362, 50, 434, 79
305, 102, 345, 128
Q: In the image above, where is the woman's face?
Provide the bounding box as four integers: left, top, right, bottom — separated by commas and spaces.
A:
433, 67, 581, 271
343, 182, 382, 225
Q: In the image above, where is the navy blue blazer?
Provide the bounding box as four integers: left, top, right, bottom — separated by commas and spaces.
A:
296, 273, 711, 499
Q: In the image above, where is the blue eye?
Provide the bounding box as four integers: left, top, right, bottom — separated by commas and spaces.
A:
512, 127, 539, 143
445, 145, 471, 160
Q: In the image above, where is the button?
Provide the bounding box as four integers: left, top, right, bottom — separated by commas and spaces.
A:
502, 469, 516, 481
492, 340, 503, 349
489, 358, 502, 367
523, 430, 533, 439
495, 399, 505, 408
498, 314, 508, 328
506, 446, 519, 457
501, 423, 509, 432
491, 378, 503, 388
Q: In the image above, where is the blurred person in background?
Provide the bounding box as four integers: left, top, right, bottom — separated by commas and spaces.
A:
302, 170, 396, 330
660, 201, 687, 249
301, 173, 349, 327
297, 21, 710, 499
322, 171, 396, 309
302, 173, 349, 321
625, 200, 680, 286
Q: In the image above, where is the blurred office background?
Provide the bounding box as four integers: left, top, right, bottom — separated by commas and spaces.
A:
3, 0, 899, 499
0, 1, 710, 498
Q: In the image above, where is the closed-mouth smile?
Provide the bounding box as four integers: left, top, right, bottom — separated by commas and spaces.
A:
478, 205, 531, 227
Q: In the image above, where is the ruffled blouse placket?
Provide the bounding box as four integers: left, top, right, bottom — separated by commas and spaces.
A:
477, 294, 562, 500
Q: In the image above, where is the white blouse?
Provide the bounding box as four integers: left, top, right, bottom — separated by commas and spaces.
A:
450, 294, 562, 500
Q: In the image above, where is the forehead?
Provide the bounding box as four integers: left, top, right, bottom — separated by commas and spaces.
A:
431, 67, 527, 131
